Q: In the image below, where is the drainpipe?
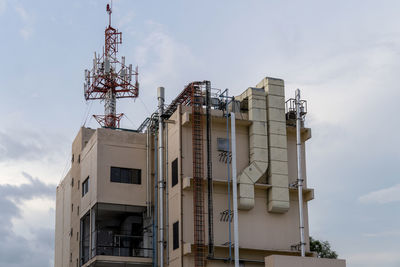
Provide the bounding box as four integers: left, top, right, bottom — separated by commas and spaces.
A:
231, 112, 239, 267
295, 89, 305, 257
153, 133, 158, 267
165, 117, 170, 264
146, 129, 151, 217
158, 87, 165, 267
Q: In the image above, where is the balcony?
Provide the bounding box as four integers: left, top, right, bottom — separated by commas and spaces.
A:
81, 203, 152, 266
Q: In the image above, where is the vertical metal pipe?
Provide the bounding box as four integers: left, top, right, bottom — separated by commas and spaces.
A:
158, 87, 165, 267
146, 129, 151, 217
295, 89, 305, 257
165, 119, 170, 264
153, 134, 158, 267
230, 112, 239, 267
225, 91, 232, 261
206, 81, 214, 257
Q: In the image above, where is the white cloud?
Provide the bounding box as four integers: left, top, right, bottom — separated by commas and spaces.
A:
358, 184, 400, 204
15, 4, 34, 40
121, 20, 202, 118
12, 197, 55, 240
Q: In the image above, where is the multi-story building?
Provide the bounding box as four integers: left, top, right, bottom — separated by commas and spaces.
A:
55, 77, 346, 267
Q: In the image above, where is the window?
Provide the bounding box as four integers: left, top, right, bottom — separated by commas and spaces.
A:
78, 180, 80, 190
77, 206, 79, 216
71, 204, 74, 213
71, 178, 74, 187
110, 167, 141, 184
173, 221, 179, 250
82, 177, 89, 197
171, 158, 178, 187
78, 154, 81, 164
72, 154, 74, 163
80, 213, 90, 265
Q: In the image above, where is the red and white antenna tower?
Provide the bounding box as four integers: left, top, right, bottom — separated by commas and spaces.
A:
84, 3, 139, 128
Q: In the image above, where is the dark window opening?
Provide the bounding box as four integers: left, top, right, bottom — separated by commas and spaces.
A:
173, 221, 179, 250
82, 177, 89, 197
72, 154, 74, 163
110, 167, 141, 184
78, 154, 81, 163
71, 178, 74, 187
80, 212, 90, 265
171, 158, 178, 187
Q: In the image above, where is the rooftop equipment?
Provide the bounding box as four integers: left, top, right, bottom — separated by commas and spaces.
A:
83, 3, 139, 128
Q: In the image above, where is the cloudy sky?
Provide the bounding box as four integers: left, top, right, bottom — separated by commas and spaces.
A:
0, 0, 399, 266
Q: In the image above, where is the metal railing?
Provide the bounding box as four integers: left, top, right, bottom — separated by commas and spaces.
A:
93, 230, 152, 258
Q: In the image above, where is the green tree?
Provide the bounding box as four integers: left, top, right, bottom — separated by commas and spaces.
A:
309, 236, 338, 259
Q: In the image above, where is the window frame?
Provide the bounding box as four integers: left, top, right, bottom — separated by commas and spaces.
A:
173, 221, 179, 250
171, 158, 178, 187
82, 177, 89, 197
110, 166, 141, 185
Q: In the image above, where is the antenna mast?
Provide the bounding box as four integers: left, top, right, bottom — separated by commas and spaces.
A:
84, 2, 139, 128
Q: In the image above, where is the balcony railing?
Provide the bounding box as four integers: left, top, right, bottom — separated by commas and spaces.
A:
92, 230, 152, 258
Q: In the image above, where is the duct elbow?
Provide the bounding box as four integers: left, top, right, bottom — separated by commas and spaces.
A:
238, 161, 267, 210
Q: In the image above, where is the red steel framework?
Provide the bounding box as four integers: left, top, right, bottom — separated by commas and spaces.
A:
165, 81, 207, 267
191, 84, 206, 267
84, 3, 139, 128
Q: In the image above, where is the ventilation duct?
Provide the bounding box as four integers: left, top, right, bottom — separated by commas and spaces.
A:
236, 77, 290, 213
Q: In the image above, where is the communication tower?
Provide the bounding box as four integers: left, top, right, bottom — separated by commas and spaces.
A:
84, 3, 139, 128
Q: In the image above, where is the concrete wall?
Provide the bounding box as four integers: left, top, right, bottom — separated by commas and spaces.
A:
55, 171, 72, 267
97, 128, 147, 206
80, 128, 149, 213
265, 255, 346, 267
167, 107, 183, 267
70, 127, 95, 267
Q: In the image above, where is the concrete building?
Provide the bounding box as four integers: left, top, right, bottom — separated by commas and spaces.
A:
54, 77, 346, 267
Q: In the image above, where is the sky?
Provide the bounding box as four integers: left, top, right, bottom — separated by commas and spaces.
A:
0, 0, 399, 266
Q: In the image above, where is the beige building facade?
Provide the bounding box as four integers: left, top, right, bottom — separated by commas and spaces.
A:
54, 77, 345, 267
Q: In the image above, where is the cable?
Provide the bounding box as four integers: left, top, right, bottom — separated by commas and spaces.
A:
139, 97, 152, 116
124, 114, 137, 128
82, 101, 94, 127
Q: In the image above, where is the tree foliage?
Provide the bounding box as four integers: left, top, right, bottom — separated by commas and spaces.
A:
309, 236, 338, 259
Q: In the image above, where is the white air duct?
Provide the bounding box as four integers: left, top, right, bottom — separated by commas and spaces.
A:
236, 77, 290, 213
236, 87, 269, 210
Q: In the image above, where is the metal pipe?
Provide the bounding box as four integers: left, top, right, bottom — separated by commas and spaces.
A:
158, 86, 165, 267
225, 90, 232, 261
178, 105, 184, 267
206, 81, 214, 257
165, 117, 170, 264
230, 112, 239, 267
153, 134, 158, 267
146, 129, 151, 217
295, 89, 305, 257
